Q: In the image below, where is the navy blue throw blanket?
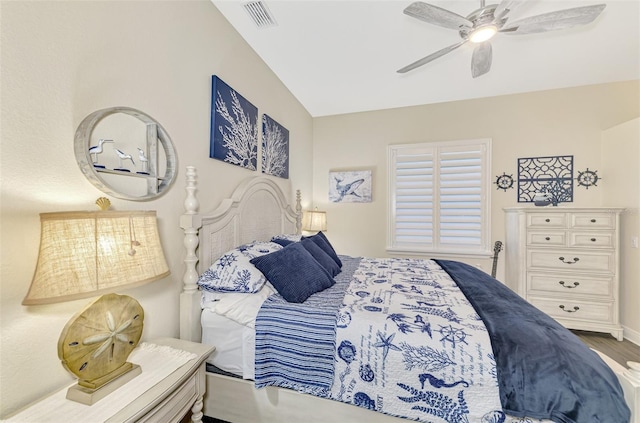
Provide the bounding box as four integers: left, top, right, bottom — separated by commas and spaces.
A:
435, 260, 630, 423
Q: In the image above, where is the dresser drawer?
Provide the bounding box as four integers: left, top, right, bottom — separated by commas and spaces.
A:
570, 213, 615, 229
529, 297, 613, 324
527, 213, 566, 228
528, 250, 615, 273
527, 231, 566, 246
569, 232, 614, 248
527, 273, 613, 297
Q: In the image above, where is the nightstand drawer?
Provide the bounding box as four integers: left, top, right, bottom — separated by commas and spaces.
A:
528, 250, 614, 273
527, 231, 566, 246
528, 273, 612, 297
570, 213, 615, 229
527, 213, 566, 228
529, 297, 613, 323
569, 232, 614, 248
137, 369, 198, 423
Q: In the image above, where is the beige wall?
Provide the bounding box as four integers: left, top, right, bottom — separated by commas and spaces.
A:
1, 1, 639, 417
0, 1, 313, 416
602, 118, 640, 344
312, 81, 640, 333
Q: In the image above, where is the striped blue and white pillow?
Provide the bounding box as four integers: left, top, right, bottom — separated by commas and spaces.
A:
271, 233, 302, 242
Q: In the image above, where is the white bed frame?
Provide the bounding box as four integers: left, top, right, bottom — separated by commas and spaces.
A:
179, 166, 640, 423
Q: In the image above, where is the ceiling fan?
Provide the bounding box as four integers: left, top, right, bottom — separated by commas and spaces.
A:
397, 0, 606, 78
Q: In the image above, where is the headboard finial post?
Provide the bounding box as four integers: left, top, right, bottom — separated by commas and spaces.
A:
295, 189, 302, 235
180, 166, 203, 342
184, 166, 199, 215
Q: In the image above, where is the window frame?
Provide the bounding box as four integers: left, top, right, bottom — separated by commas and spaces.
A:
387, 138, 492, 259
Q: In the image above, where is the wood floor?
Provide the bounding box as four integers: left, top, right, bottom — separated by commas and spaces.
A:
572, 329, 640, 366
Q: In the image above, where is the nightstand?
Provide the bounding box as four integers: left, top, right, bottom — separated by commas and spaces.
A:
6, 337, 215, 423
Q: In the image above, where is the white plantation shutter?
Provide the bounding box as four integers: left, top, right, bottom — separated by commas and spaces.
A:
389, 139, 491, 256
393, 150, 434, 245
438, 147, 483, 247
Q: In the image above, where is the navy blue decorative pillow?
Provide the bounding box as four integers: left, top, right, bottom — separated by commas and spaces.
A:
272, 238, 294, 247
307, 231, 342, 268
301, 238, 341, 277
250, 243, 335, 303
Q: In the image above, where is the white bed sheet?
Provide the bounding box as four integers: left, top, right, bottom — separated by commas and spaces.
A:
201, 308, 256, 379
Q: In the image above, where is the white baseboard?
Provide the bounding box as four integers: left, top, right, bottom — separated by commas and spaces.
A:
623, 325, 640, 346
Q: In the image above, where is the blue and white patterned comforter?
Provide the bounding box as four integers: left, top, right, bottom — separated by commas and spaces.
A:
329, 257, 509, 423
255, 256, 555, 423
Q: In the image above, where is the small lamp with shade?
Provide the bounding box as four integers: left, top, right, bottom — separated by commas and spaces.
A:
23, 197, 169, 405
302, 208, 327, 232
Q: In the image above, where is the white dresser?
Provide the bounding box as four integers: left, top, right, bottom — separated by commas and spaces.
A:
504, 207, 624, 341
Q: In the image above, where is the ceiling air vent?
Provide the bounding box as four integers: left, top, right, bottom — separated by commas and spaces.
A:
243, 1, 278, 28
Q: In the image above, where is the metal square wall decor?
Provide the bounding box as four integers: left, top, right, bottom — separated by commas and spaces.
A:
261, 114, 289, 179
518, 155, 574, 204
210, 75, 258, 171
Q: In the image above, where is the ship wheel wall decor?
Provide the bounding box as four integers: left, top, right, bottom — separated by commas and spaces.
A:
494, 173, 514, 192
576, 168, 600, 189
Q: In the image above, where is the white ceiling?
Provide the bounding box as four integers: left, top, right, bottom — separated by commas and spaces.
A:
213, 0, 640, 117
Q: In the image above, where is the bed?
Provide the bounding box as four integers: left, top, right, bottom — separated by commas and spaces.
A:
179, 166, 639, 423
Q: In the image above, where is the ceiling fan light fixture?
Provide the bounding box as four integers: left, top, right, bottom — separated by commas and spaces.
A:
469, 25, 497, 43
399, 1, 608, 76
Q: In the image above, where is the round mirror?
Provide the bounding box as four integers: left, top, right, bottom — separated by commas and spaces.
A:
74, 107, 177, 201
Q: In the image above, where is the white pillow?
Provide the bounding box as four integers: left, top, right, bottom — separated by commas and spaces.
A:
201, 284, 275, 328
197, 241, 282, 293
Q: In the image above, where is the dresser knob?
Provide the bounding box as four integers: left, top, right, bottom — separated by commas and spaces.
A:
545, 237, 551, 241
559, 305, 580, 313
558, 257, 580, 264
590, 219, 596, 223
559, 281, 580, 289
590, 238, 596, 242
545, 219, 550, 223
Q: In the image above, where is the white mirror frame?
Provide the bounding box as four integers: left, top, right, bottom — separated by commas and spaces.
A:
74, 107, 177, 201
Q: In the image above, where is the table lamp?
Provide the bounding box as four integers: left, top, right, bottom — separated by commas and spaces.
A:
23, 198, 170, 405
302, 208, 327, 232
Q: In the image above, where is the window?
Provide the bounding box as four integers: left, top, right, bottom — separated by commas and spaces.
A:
387, 139, 491, 257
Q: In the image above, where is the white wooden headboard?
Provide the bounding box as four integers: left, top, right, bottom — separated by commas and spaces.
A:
179, 166, 301, 342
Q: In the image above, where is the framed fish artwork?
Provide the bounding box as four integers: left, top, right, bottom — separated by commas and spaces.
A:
329, 170, 372, 203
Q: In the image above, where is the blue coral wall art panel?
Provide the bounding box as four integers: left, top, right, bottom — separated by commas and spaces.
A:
262, 114, 289, 179
210, 75, 258, 170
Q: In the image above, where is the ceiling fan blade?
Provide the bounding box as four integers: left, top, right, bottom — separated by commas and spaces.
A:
494, 0, 528, 21
397, 40, 468, 74
471, 42, 492, 78
403, 2, 472, 30
501, 4, 606, 35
